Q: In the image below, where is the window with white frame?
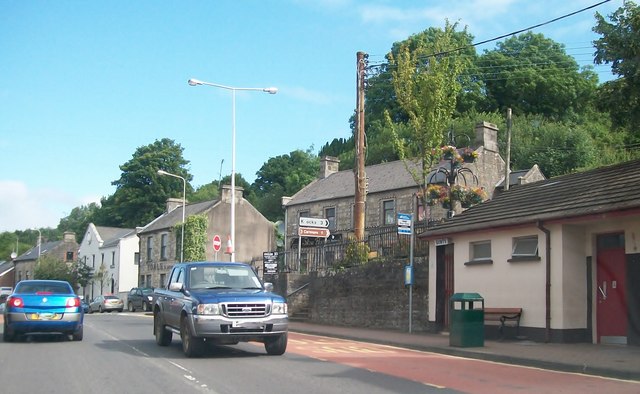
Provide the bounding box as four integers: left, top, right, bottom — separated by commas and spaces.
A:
512, 235, 538, 257
470, 240, 492, 261
382, 200, 395, 225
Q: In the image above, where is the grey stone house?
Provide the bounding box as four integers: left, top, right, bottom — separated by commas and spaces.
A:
282, 122, 516, 271
12, 232, 79, 284
137, 185, 277, 288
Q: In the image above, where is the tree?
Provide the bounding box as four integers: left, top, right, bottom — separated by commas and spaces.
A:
72, 260, 94, 293
478, 32, 599, 121
190, 182, 220, 203
385, 21, 473, 215
93, 263, 110, 295
252, 149, 319, 221
593, 2, 640, 136
96, 138, 193, 228
34, 255, 75, 287
57, 203, 100, 243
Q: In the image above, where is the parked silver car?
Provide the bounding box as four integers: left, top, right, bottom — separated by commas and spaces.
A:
88, 295, 124, 313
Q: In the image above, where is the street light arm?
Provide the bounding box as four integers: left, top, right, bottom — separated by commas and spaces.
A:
188, 78, 277, 94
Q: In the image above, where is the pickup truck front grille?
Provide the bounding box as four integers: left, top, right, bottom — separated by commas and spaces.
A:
222, 303, 270, 318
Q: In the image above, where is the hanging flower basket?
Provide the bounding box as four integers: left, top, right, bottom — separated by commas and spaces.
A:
462, 187, 487, 206
441, 145, 457, 160
450, 185, 465, 201
427, 184, 447, 200
441, 197, 452, 210
461, 147, 478, 163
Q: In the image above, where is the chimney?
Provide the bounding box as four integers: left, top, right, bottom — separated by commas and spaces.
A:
474, 121, 499, 153
63, 231, 76, 243
165, 198, 183, 213
319, 156, 340, 179
221, 185, 244, 204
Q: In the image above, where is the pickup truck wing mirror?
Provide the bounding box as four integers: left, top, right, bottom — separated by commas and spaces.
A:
169, 282, 184, 292
263, 282, 274, 292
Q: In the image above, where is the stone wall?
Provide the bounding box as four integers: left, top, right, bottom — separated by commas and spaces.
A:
302, 257, 434, 333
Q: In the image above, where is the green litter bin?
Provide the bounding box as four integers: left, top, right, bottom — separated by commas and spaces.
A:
449, 293, 484, 347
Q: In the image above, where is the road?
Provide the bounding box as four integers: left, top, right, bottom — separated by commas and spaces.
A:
0, 312, 637, 393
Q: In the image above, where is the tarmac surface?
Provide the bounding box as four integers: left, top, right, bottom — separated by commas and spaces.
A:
289, 321, 640, 382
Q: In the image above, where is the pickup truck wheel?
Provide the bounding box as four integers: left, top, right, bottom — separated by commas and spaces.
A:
128, 302, 135, 312
264, 333, 288, 355
181, 317, 204, 358
154, 313, 172, 346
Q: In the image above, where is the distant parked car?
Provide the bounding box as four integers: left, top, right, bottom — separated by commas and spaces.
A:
127, 287, 154, 312
3, 279, 84, 341
89, 295, 124, 313
81, 300, 90, 314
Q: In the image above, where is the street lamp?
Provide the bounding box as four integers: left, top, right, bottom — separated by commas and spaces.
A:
34, 229, 41, 260
188, 78, 277, 262
157, 169, 186, 263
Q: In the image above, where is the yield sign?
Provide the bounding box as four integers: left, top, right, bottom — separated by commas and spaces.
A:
212, 234, 222, 252
298, 227, 331, 238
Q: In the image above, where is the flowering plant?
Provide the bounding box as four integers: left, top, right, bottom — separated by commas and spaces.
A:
426, 184, 447, 202
461, 147, 478, 163
441, 145, 458, 159
462, 187, 487, 207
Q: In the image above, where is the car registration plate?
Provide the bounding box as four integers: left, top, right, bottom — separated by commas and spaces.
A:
29, 313, 62, 321
232, 320, 263, 329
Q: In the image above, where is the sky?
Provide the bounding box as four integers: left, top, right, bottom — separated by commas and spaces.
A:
0, 0, 623, 232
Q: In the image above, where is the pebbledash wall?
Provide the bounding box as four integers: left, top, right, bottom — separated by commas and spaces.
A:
280, 257, 432, 332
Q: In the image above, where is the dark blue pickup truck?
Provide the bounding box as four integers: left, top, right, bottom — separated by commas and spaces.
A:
152, 261, 288, 357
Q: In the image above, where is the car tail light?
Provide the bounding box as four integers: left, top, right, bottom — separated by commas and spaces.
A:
66, 297, 81, 308
8, 297, 23, 308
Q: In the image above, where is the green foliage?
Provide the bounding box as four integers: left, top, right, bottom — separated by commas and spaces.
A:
594, 2, 640, 134
73, 261, 94, 290
97, 138, 192, 228
478, 32, 599, 121
56, 203, 100, 243
339, 238, 370, 268
180, 214, 208, 262
190, 182, 220, 203
34, 255, 75, 287
93, 263, 110, 295
253, 149, 319, 221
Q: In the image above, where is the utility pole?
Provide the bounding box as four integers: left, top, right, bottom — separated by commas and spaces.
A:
504, 108, 512, 191
354, 51, 367, 242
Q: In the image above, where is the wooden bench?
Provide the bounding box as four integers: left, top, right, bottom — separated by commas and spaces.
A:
484, 308, 523, 338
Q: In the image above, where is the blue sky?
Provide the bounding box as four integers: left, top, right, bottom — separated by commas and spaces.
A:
0, 0, 622, 232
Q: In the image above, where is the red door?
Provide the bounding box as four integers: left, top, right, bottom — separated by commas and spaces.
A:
596, 245, 627, 343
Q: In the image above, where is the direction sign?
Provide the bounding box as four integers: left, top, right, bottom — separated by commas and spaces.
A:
298, 227, 331, 238
212, 234, 222, 252
299, 217, 329, 228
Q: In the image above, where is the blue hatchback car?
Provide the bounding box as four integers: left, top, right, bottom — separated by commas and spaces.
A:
3, 280, 84, 342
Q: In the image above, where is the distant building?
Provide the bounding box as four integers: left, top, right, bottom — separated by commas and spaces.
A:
13, 232, 79, 284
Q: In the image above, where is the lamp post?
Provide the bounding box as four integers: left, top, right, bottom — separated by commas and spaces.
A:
34, 229, 41, 261
157, 170, 186, 263
188, 78, 277, 262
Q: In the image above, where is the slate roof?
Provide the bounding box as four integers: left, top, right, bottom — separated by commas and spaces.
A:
14, 240, 64, 261
96, 226, 136, 248
422, 159, 640, 237
138, 200, 219, 234
288, 160, 422, 206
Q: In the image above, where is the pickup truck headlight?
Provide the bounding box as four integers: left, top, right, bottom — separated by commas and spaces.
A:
272, 302, 288, 315
197, 303, 221, 315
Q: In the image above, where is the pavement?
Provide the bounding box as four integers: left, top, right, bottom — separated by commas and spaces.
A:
289, 321, 640, 382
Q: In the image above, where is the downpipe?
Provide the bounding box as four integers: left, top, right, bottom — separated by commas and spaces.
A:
537, 221, 551, 343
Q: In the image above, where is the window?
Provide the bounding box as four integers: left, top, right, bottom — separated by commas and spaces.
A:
146, 237, 153, 261
469, 241, 492, 264
101, 253, 105, 264
134, 252, 140, 265
25, 270, 30, 280
159, 274, 166, 288
160, 233, 168, 260
325, 207, 336, 231
111, 251, 116, 268
512, 236, 538, 257
382, 200, 395, 225
66, 251, 74, 261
